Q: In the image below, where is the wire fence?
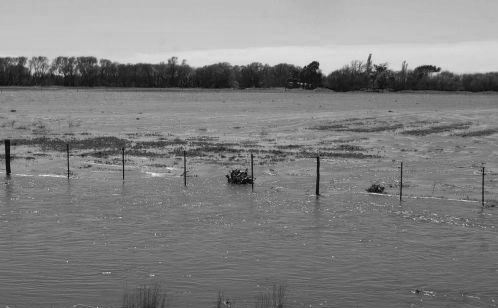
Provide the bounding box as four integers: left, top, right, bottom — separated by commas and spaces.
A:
3, 139, 497, 207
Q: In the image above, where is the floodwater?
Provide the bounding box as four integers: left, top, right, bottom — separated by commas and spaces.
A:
1, 89, 498, 307
1, 164, 497, 308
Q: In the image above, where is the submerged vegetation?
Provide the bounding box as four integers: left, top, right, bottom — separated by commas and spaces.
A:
401, 122, 471, 136
366, 184, 386, 194
10, 133, 382, 161
1, 54, 497, 91
12, 136, 128, 151
255, 284, 287, 308
122, 285, 168, 308
120, 284, 287, 308
454, 127, 498, 137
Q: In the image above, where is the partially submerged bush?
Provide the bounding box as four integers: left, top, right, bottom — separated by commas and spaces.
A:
226, 168, 254, 184
122, 284, 167, 308
216, 291, 230, 308
366, 184, 385, 194
255, 284, 286, 308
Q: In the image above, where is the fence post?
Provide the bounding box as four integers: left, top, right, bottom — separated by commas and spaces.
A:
184, 150, 187, 187
122, 147, 125, 180
251, 153, 254, 192
400, 161, 403, 202
66, 143, 70, 179
482, 166, 485, 207
316, 155, 320, 196
5, 139, 11, 175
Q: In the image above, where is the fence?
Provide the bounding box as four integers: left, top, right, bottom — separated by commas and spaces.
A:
2, 139, 497, 207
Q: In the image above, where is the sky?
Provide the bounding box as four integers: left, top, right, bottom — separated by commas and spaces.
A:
1, 0, 497, 73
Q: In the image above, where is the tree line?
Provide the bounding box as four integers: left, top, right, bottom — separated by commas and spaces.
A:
0, 54, 497, 92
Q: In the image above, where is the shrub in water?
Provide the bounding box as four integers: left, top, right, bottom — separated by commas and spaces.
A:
366, 184, 385, 194
122, 284, 167, 308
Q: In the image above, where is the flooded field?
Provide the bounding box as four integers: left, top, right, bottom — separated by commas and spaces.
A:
1, 89, 498, 307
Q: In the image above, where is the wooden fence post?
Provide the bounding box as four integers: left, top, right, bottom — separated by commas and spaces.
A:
5, 139, 11, 175
316, 155, 320, 196
184, 150, 187, 187
66, 143, 70, 179
251, 153, 254, 192
400, 161, 403, 202
482, 166, 485, 207
122, 147, 125, 180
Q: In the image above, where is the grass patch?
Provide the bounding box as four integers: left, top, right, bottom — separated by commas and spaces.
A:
148, 163, 171, 168
311, 124, 347, 130
334, 144, 365, 152
12, 136, 129, 152
144, 132, 163, 137
126, 149, 169, 158
298, 151, 380, 159
455, 128, 498, 137
345, 124, 403, 132
240, 140, 260, 147
183, 145, 244, 156
133, 138, 187, 149
401, 122, 471, 136
310, 119, 403, 133
190, 141, 239, 147
276, 144, 303, 150
186, 136, 219, 142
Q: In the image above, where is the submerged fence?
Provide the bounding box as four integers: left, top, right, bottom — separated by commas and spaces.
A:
3, 139, 497, 207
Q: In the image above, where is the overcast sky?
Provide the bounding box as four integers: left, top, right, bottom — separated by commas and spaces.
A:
1, 0, 497, 73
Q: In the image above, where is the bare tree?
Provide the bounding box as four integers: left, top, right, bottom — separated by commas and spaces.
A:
29, 56, 50, 85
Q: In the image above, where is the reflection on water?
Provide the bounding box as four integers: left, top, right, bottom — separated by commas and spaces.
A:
0, 169, 497, 308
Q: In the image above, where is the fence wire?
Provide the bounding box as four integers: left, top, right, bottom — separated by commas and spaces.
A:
3, 139, 497, 207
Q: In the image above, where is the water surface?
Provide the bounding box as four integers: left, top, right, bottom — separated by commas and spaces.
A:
1, 165, 497, 307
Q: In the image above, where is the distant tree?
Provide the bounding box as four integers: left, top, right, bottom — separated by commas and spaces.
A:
116, 63, 134, 87
414, 65, 441, 77
372, 63, 394, 90
166, 56, 178, 87
325, 60, 368, 91
99, 58, 117, 86
133, 63, 155, 87
299, 61, 322, 89
195, 62, 235, 88
177, 59, 195, 88
433, 71, 462, 91
408, 64, 442, 89
52, 56, 77, 86
239, 62, 264, 88
16, 57, 30, 85
2, 54, 498, 92
29, 56, 50, 85
270, 63, 300, 88
76, 56, 98, 86
394, 60, 409, 90
462, 73, 498, 92
365, 53, 373, 83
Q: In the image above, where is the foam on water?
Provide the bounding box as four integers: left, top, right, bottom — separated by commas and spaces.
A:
14, 173, 67, 178
144, 171, 169, 177
38, 174, 68, 178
